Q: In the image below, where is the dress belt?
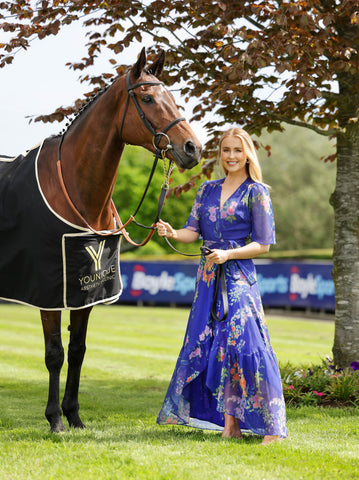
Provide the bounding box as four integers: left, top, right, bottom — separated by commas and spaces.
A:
201, 246, 228, 322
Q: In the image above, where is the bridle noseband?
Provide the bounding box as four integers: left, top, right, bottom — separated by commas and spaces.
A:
57, 71, 186, 245
119, 72, 185, 153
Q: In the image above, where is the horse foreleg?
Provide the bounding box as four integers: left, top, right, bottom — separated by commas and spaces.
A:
61, 306, 92, 429
40, 310, 65, 432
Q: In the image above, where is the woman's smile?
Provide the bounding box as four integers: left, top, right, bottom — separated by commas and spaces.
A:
221, 136, 247, 175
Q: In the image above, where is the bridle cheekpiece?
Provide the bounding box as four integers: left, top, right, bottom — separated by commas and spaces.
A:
56, 71, 186, 246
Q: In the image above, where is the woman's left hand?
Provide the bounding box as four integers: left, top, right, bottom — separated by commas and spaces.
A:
207, 249, 229, 264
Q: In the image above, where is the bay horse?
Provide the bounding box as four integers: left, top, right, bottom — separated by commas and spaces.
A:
4, 48, 201, 432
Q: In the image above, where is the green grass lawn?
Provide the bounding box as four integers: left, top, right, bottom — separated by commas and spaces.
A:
0, 304, 357, 480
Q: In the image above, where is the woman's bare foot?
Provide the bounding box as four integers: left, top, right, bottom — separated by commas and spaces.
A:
222, 414, 243, 439
261, 435, 281, 445
222, 428, 243, 439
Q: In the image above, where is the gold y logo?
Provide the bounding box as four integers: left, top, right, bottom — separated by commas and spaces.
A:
85, 241, 105, 270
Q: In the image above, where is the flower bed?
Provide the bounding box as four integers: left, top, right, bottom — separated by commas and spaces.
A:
281, 357, 359, 407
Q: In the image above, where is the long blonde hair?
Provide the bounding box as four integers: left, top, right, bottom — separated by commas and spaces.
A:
218, 127, 263, 183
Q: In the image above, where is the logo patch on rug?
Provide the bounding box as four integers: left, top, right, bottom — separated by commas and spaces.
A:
63, 233, 122, 309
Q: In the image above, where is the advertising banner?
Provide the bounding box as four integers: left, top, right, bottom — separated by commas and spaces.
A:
118, 260, 335, 311
119, 261, 197, 304
256, 261, 334, 311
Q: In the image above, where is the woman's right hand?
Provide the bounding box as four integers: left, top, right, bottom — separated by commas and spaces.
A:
156, 219, 177, 239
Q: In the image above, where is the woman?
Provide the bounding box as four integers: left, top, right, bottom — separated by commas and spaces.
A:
156, 127, 287, 444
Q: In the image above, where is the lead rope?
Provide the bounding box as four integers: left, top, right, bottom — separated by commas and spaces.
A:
57, 135, 173, 244
112, 150, 175, 247
159, 165, 228, 321
162, 238, 228, 322
211, 264, 228, 322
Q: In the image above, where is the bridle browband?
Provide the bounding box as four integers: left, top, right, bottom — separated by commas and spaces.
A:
119, 72, 185, 150
56, 71, 185, 246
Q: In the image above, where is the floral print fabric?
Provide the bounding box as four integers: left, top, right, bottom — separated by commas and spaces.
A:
157, 178, 287, 437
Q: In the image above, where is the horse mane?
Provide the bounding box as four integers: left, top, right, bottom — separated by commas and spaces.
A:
44, 80, 114, 142
59, 79, 115, 137
59, 66, 157, 138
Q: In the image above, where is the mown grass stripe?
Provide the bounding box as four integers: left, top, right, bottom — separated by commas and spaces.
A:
0, 304, 357, 480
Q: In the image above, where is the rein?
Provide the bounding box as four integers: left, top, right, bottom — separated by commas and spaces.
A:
56, 72, 185, 246
163, 237, 228, 322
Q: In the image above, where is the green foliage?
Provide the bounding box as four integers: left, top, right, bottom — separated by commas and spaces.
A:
114, 129, 336, 255
281, 358, 359, 408
113, 145, 203, 255
266, 249, 333, 260
258, 125, 336, 251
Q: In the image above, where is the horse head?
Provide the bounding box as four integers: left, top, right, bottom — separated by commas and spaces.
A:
119, 48, 202, 170
40, 48, 203, 233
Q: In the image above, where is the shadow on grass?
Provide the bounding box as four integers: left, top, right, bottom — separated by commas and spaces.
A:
0, 377, 166, 423
2, 376, 357, 446
0, 377, 265, 445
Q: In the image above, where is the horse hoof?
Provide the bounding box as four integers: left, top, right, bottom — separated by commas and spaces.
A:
70, 420, 86, 429
51, 419, 67, 433
66, 412, 86, 429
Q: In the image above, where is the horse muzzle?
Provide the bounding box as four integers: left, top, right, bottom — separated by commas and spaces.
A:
170, 140, 202, 169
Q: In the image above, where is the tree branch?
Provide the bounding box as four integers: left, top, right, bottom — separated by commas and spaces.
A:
128, 8, 209, 75
272, 114, 338, 136
321, 90, 340, 100
243, 15, 266, 31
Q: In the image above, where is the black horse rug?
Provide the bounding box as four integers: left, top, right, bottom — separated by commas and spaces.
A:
0, 145, 122, 310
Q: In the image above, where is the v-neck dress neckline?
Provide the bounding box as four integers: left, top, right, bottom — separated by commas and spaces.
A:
219, 177, 249, 210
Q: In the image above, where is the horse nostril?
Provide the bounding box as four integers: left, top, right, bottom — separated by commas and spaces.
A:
184, 140, 196, 157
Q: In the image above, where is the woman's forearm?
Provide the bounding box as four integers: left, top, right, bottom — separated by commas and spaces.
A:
227, 242, 270, 260
206, 242, 270, 264
157, 220, 200, 243
170, 228, 200, 243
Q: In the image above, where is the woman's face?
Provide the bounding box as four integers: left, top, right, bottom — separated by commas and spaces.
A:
220, 136, 247, 175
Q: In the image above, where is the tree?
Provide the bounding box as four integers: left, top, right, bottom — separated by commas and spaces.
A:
258, 126, 336, 252
1, 0, 358, 367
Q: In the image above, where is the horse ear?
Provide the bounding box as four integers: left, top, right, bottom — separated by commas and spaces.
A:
131, 47, 147, 80
147, 50, 165, 77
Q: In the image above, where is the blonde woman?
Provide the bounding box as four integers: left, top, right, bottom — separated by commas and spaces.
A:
156, 127, 287, 444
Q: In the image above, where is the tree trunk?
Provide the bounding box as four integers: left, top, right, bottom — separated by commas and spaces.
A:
330, 95, 359, 367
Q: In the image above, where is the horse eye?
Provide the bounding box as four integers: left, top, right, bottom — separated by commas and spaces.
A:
141, 95, 155, 105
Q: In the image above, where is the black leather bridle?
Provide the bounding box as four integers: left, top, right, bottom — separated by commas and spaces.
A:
117, 72, 186, 230
56, 71, 186, 245
119, 72, 185, 154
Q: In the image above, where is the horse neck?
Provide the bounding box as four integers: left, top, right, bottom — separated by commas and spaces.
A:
60, 81, 126, 229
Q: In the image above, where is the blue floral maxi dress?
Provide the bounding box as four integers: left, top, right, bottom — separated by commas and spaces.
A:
157, 178, 287, 438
